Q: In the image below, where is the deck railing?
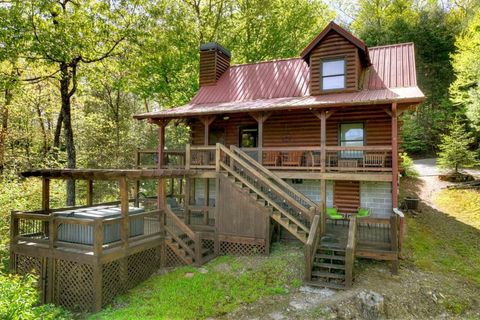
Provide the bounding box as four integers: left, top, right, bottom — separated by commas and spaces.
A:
137, 145, 393, 173
10, 201, 162, 257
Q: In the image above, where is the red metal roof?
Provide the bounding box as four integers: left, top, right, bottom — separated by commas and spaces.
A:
134, 42, 424, 120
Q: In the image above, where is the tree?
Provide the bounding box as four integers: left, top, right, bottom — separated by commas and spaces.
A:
6, 0, 146, 205
437, 119, 478, 173
450, 10, 480, 132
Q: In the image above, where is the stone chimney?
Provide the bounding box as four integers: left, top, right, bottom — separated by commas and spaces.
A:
199, 42, 231, 86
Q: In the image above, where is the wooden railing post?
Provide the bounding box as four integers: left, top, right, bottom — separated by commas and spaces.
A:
185, 144, 191, 170
93, 217, 104, 312
194, 232, 202, 266
345, 216, 357, 288
86, 180, 93, 206
390, 214, 399, 274
9, 211, 19, 272
215, 143, 221, 172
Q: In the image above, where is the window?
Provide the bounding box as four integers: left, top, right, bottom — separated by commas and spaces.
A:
340, 123, 364, 158
239, 127, 258, 148
322, 58, 345, 90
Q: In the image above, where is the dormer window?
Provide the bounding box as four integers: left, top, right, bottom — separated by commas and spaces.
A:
321, 58, 345, 91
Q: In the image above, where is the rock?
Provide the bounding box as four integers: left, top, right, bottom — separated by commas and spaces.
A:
355, 290, 385, 320
185, 272, 194, 278
299, 285, 336, 297
198, 267, 208, 274
269, 311, 286, 320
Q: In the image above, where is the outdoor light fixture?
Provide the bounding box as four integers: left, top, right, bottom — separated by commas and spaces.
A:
223, 116, 230, 120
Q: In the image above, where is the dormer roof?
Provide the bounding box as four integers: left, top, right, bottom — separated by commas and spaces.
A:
300, 21, 371, 67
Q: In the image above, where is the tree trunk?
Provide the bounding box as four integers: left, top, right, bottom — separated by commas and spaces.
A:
35, 104, 49, 157
0, 87, 12, 175
52, 109, 63, 159
60, 63, 76, 206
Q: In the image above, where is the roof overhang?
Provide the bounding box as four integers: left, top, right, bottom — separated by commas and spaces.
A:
134, 87, 425, 120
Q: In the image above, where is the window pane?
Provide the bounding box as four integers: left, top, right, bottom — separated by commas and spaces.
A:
322, 59, 345, 76
322, 75, 345, 90
340, 123, 364, 142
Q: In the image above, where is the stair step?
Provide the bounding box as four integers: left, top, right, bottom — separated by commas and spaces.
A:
314, 262, 346, 270
312, 271, 346, 279
320, 243, 346, 251
305, 280, 346, 290
315, 254, 346, 261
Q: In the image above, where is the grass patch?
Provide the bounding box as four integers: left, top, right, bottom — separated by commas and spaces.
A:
403, 183, 480, 286
435, 189, 480, 229
90, 243, 303, 320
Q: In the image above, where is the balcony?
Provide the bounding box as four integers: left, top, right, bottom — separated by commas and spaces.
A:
137, 144, 393, 181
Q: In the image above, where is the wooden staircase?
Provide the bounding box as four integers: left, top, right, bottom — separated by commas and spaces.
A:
164, 205, 215, 266
217, 145, 320, 243
308, 242, 348, 289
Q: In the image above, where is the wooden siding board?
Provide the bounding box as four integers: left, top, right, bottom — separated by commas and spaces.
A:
309, 31, 359, 95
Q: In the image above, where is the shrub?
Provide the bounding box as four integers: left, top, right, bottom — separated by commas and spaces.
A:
0, 273, 71, 320
400, 153, 418, 177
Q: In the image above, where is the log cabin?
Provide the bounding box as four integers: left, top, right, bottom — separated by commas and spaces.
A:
10, 21, 424, 312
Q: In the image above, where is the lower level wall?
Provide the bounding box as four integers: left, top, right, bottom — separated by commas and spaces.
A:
192, 177, 393, 218
286, 179, 392, 218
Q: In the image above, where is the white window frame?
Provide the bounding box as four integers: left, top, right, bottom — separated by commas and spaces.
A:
321, 58, 346, 91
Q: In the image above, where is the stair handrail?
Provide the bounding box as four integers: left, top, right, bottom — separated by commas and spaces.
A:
230, 145, 320, 213
164, 205, 195, 239
304, 214, 321, 281
218, 144, 315, 221
345, 216, 358, 288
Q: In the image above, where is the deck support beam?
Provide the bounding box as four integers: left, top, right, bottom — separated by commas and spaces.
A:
391, 103, 398, 208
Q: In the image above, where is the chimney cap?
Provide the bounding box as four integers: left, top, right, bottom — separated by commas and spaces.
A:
200, 42, 231, 58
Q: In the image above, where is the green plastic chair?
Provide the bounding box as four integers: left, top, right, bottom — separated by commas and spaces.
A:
357, 208, 370, 218
326, 207, 343, 220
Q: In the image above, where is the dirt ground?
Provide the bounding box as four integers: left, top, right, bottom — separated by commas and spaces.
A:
212, 160, 480, 320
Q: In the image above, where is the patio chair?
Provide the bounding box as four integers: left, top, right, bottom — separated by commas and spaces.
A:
363, 153, 386, 168
357, 207, 370, 218
283, 151, 303, 166
262, 151, 281, 166
326, 207, 343, 220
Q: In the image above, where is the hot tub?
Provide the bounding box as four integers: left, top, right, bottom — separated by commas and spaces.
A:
55, 206, 145, 245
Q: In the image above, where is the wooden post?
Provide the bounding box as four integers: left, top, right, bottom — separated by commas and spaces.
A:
203, 179, 209, 225
93, 217, 104, 311
194, 232, 202, 266
250, 112, 271, 163
184, 178, 191, 224
390, 214, 399, 275
391, 102, 398, 208
157, 177, 167, 267
157, 121, 167, 169
9, 211, 18, 272
119, 178, 129, 248
320, 111, 327, 232
86, 180, 93, 206
185, 144, 191, 170
42, 178, 50, 212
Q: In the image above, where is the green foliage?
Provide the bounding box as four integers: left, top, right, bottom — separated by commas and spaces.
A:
0, 273, 70, 320
91, 244, 303, 320
437, 119, 478, 172
400, 152, 418, 177
450, 11, 480, 131
352, 1, 465, 153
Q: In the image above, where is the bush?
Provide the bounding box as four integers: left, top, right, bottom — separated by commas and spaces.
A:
400, 153, 419, 177
0, 273, 71, 320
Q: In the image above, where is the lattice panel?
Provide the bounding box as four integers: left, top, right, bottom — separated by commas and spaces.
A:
220, 241, 265, 256
166, 246, 186, 267
202, 239, 215, 254
125, 248, 160, 290
102, 260, 124, 307
54, 259, 94, 312
15, 254, 42, 276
